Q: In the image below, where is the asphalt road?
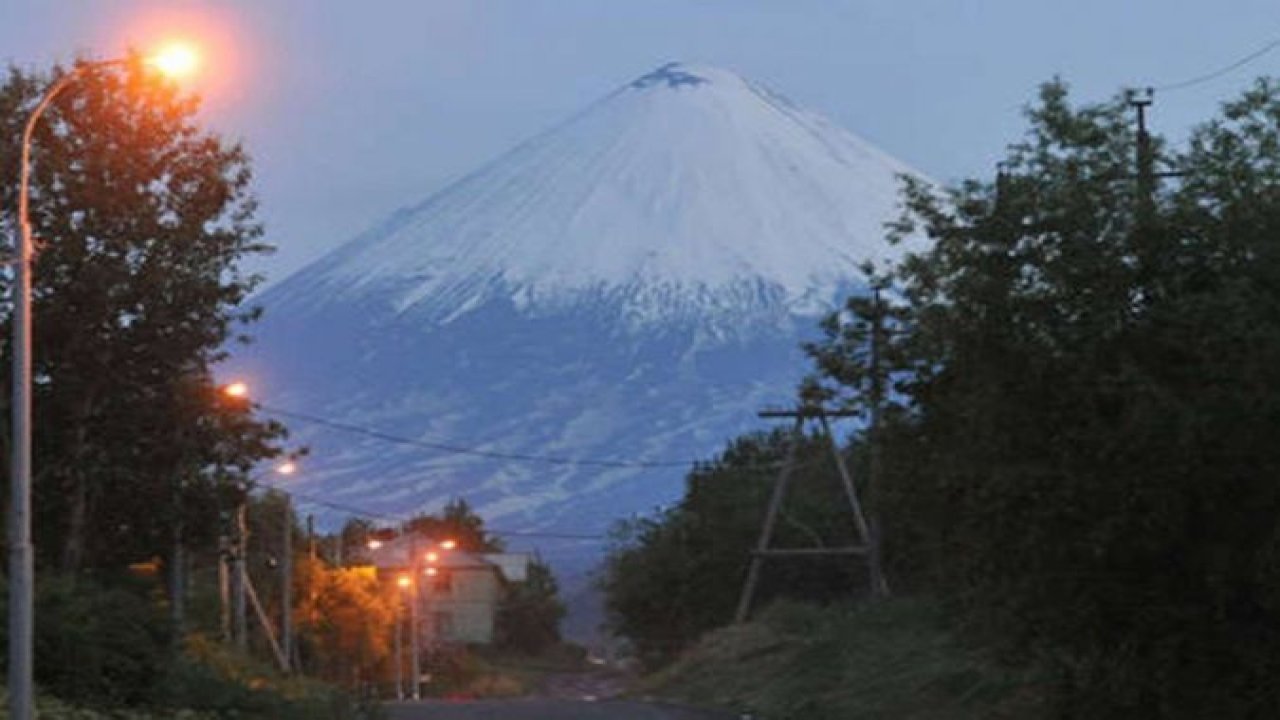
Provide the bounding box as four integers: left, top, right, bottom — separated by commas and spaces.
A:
384, 699, 733, 719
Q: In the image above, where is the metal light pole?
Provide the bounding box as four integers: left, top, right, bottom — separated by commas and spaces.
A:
265, 460, 299, 672
13, 59, 122, 720
395, 575, 410, 700
232, 502, 249, 650
11, 48, 198, 720
409, 533, 421, 700
281, 491, 294, 672
220, 381, 300, 667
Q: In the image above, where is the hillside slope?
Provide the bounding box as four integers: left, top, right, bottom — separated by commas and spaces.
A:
644, 600, 1048, 720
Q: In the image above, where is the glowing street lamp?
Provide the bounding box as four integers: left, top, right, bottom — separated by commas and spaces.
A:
397, 574, 412, 589
10, 40, 204, 720
147, 41, 200, 79
367, 539, 384, 550
440, 539, 458, 550
222, 381, 250, 400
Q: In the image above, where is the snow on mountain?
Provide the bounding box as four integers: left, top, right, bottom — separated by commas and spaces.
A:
231, 62, 927, 603
275, 62, 917, 332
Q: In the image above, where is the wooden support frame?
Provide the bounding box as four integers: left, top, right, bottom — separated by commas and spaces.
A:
734, 404, 885, 624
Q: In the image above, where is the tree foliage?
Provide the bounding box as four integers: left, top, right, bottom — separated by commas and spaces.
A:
601, 431, 870, 667
405, 498, 505, 553
495, 557, 565, 655
295, 560, 397, 686
808, 79, 1280, 717
605, 78, 1280, 716
0, 59, 283, 572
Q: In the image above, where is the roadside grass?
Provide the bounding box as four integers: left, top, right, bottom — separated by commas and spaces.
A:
0, 635, 380, 720
644, 597, 1050, 720
0, 692, 214, 719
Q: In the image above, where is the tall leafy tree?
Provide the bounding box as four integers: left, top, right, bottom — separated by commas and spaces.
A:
406, 498, 504, 553
495, 558, 565, 655
808, 79, 1280, 716
0, 59, 282, 571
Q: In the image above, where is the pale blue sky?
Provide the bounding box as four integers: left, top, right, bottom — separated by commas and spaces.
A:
4, 1, 1279, 281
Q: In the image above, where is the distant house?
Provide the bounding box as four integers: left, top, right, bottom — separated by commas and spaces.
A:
363, 534, 529, 645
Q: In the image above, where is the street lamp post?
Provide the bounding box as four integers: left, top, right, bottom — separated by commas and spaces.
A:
10, 48, 197, 720
395, 574, 410, 700
227, 462, 297, 662
276, 461, 298, 672
219, 381, 300, 670
409, 533, 421, 700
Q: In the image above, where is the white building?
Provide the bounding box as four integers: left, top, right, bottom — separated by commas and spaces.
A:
365, 534, 530, 644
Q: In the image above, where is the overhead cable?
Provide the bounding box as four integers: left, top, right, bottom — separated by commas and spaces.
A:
1153, 35, 1280, 92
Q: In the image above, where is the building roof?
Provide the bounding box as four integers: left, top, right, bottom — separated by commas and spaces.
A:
363, 534, 531, 581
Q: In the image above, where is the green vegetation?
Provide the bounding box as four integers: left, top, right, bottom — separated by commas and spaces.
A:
0, 693, 216, 719
648, 599, 1046, 720
0, 59, 373, 716
495, 558, 567, 655
163, 635, 381, 719
608, 77, 1280, 717
602, 430, 869, 668
0, 58, 284, 576
1, 53, 572, 717
0, 576, 376, 719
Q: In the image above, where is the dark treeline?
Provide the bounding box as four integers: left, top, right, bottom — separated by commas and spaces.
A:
0, 59, 336, 715
0, 58, 284, 573
604, 78, 1280, 718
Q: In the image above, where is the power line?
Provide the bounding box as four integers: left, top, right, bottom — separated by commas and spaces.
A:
259, 403, 698, 470
283, 488, 607, 541
251, 404, 864, 541
1153, 35, 1280, 93
258, 400, 858, 479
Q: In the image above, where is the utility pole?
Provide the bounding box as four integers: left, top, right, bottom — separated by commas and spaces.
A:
307, 514, 317, 563
218, 531, 232, 642
735, 415, 803, 624
245, 573, 289, 671
394, 591, 405, 700
865, 288, 890, 598
1129, 88, 1156, 224
409, 530, 421, 700
735, 404, 875, 623
306, 512, 317, 665
281, 494, 294, 673
232, 502, 249, 651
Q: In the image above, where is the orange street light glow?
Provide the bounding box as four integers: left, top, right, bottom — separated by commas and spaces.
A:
148, 41, 199, 78
223, 381, 249, 399
425, 567, 439, 577
440, 540, 457, 550
367, 540, 383, 550
425, 552, 439, 563
276, 461, 298, 476
397, 574, 411, 589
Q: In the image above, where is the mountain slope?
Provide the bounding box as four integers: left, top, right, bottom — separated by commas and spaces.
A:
231, 62, 925, 587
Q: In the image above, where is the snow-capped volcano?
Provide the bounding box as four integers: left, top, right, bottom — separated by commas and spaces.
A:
233, 63, 925, 605
275, 62, 917, 332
